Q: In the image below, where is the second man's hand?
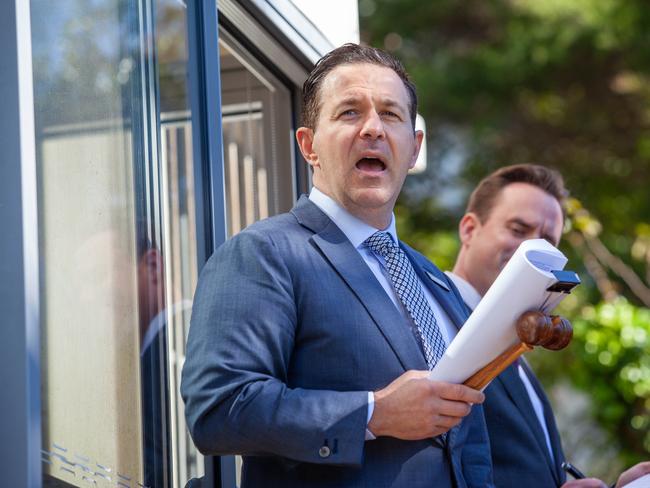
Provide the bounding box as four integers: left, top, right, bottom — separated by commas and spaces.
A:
368, 370, 485, 440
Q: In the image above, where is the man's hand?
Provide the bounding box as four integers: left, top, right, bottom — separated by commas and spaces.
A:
616, 461, 650, 487
367, 370, 484, 440
561, 479, 607, 488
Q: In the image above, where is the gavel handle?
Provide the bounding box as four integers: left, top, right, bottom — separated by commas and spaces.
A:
463, 342, 533, 390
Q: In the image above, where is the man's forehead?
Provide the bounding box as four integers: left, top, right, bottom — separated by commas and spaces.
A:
489, 184, 563, 235
320, 63, 409, 103
492, 183, 559, 212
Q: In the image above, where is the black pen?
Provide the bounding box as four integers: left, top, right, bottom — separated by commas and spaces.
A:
562, 461, 586, 479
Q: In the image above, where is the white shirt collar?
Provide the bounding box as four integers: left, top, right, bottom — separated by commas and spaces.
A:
445, 272, 482, 310
309, 187, 398, 248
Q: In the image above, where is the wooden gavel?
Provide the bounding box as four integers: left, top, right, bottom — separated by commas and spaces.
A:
463, 311, 573, 390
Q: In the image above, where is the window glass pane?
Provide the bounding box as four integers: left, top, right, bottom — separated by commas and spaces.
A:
33, 1, 202, 486
32, 1, 144, 485
155, 1, 204, 486
219, 33, 296, 237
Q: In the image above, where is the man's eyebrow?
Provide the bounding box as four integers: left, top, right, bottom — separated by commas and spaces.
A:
334, 96, 362, 108
509, 217, 559, 245
381, 98, 401, 107
508, 217, 534, 228
332, 96, 407, 110
379, 98, 407, 112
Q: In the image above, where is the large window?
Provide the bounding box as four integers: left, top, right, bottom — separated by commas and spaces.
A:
33, 1, 202, 486
145, 1, 204, 486
28, 1, 309, 487
33, 1, 145, 485
219, 31, 296, 236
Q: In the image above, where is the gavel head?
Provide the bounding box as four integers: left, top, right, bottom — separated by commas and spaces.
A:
516, 311, 573, 350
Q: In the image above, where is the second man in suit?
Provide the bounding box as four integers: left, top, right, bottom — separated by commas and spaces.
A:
447, 163, 637, 488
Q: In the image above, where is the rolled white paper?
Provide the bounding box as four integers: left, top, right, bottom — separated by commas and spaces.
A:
429, 238, 571, 386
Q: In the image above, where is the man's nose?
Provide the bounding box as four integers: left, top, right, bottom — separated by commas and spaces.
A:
360, 110, 385, 139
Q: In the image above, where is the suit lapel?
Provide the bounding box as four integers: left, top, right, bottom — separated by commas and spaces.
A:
292, 197, 428, 372
497, 364, 560, 483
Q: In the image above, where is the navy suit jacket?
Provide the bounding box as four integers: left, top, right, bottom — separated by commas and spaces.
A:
451, 278, 566, 487
483, 360, 566, 487
181, 196, 494, 487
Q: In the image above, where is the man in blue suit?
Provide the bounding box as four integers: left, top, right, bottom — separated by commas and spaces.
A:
181, 44, 493, 487
447, 164, 648, 488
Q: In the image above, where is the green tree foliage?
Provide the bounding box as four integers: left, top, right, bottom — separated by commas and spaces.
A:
361, 0, 650, 471
573, 299, 650, 461
361, 0, 650, 238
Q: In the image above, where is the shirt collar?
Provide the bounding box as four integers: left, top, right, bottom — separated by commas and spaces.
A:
445, 271, 482, 310
309, 187, 398, 249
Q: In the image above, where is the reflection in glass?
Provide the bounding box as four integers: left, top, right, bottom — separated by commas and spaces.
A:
33, 0, 202, 486
219, 36, 295, 237
32, 0, 145, 485
141, 1, 204, 486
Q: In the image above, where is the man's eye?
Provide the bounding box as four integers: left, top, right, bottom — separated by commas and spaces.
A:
381, 111, 399, 118
511, 226, 526, 236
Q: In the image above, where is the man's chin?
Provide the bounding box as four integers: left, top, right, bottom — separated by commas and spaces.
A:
338, 190, 397, 226
348, 191, 394, 211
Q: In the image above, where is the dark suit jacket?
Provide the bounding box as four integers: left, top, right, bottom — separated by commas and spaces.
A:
141, 325, 170, 487
483, 361, 566, 487
181, 196, 494, 487
450, 279, 567, 488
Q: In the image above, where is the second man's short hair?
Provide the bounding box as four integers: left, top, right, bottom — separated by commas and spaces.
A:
467, 164, 568, 222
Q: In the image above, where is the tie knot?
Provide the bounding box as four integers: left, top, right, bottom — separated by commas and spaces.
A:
364, 231, 397, 257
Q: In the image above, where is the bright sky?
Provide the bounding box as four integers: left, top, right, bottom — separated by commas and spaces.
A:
291, 0, 360, 47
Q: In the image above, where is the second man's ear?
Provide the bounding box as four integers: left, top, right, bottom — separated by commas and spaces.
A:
458, 213, 481, 245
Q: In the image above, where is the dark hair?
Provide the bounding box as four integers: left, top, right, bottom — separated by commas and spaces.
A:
301, 43, 417, 130
467, 164, 568, 222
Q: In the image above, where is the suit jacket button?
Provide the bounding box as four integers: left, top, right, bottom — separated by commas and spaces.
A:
318, 446, 331, 458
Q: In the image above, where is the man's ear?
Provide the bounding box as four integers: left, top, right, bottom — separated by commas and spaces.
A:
296, 127, 318, 169
458, 212, 481, 245
408, 129, 424, 169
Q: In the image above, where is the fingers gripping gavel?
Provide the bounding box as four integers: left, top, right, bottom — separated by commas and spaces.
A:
463, 311, 573, 390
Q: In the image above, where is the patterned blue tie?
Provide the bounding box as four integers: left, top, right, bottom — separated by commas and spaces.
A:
365, 231, 446, 369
